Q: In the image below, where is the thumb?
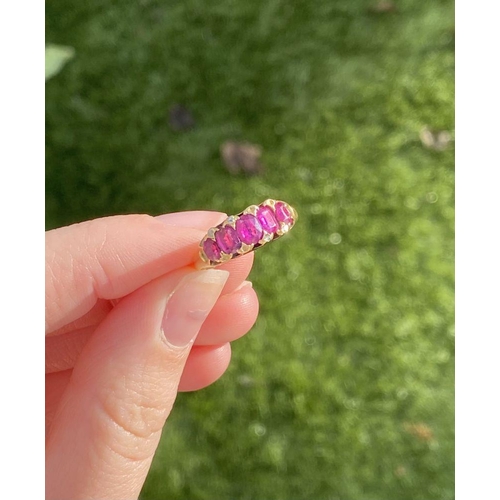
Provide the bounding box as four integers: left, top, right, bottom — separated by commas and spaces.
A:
46, 269, 229, 500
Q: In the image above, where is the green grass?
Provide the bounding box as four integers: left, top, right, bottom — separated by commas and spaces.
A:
46, 0, 454, 498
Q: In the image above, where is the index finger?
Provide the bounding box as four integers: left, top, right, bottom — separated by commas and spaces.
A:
45, 211, 228, 334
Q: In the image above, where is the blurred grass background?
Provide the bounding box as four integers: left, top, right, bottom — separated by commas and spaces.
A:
46, 0, 454, 498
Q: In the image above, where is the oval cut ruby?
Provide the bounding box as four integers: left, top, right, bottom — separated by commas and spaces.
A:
257, 205, 279, 233
203, 238, 222, 261
215, 226, 242, 254
274, 202, 293, 224
236, 214, 263, 244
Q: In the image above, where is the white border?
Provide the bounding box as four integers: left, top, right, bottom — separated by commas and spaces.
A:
456, 1, 500, 498
1, 2, 45, 498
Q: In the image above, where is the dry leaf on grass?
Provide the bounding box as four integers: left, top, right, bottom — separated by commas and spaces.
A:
220, 141, 264, 175
394, 465, 407, 477
419, 126, 452, 151
404, 422, 434, 442
368, 1, 398, 14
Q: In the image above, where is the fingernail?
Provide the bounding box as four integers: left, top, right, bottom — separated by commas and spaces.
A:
234, 280, 253, 292
161, 270, 229, 347
156, 211, 227, 228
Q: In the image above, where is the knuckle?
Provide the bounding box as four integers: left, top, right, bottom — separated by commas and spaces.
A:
93, 368, 171, 462
102, 384, 167, 439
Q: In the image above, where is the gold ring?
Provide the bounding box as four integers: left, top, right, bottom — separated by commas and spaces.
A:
196, 199, 297, 269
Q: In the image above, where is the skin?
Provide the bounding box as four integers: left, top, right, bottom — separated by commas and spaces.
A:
45, 211, 259, 500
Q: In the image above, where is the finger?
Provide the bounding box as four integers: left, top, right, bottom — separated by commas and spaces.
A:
46, 269, 229, 500
47, 211, 232, 336
45, 369, 72, 438
178, 344, 231, 392
195, 282, 259, 345
46, 344, 233, 436
45, 326, 94, 373
46, 211, 227, 334
46, 280, 258, 373
47, 299, 112, 337
47, 250, 254, 339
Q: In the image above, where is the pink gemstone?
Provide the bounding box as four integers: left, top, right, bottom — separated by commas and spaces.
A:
274, 202, 294, 224
203, 238, 221, 261
236, 214, 263, 244
257, 205, 279, 233
216, 226, 242, 254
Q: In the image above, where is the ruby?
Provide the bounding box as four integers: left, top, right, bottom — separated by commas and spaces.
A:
257, 205, 279, 233
203, 238, 222, 261
274, 202, 294, 224
236, 214, 263, 244
216, 226, 242, 254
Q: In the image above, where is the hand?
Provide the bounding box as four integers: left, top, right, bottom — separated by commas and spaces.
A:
45, 211, 259, 500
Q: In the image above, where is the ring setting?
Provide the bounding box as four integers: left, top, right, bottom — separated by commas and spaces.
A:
197, 199, 297, 268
